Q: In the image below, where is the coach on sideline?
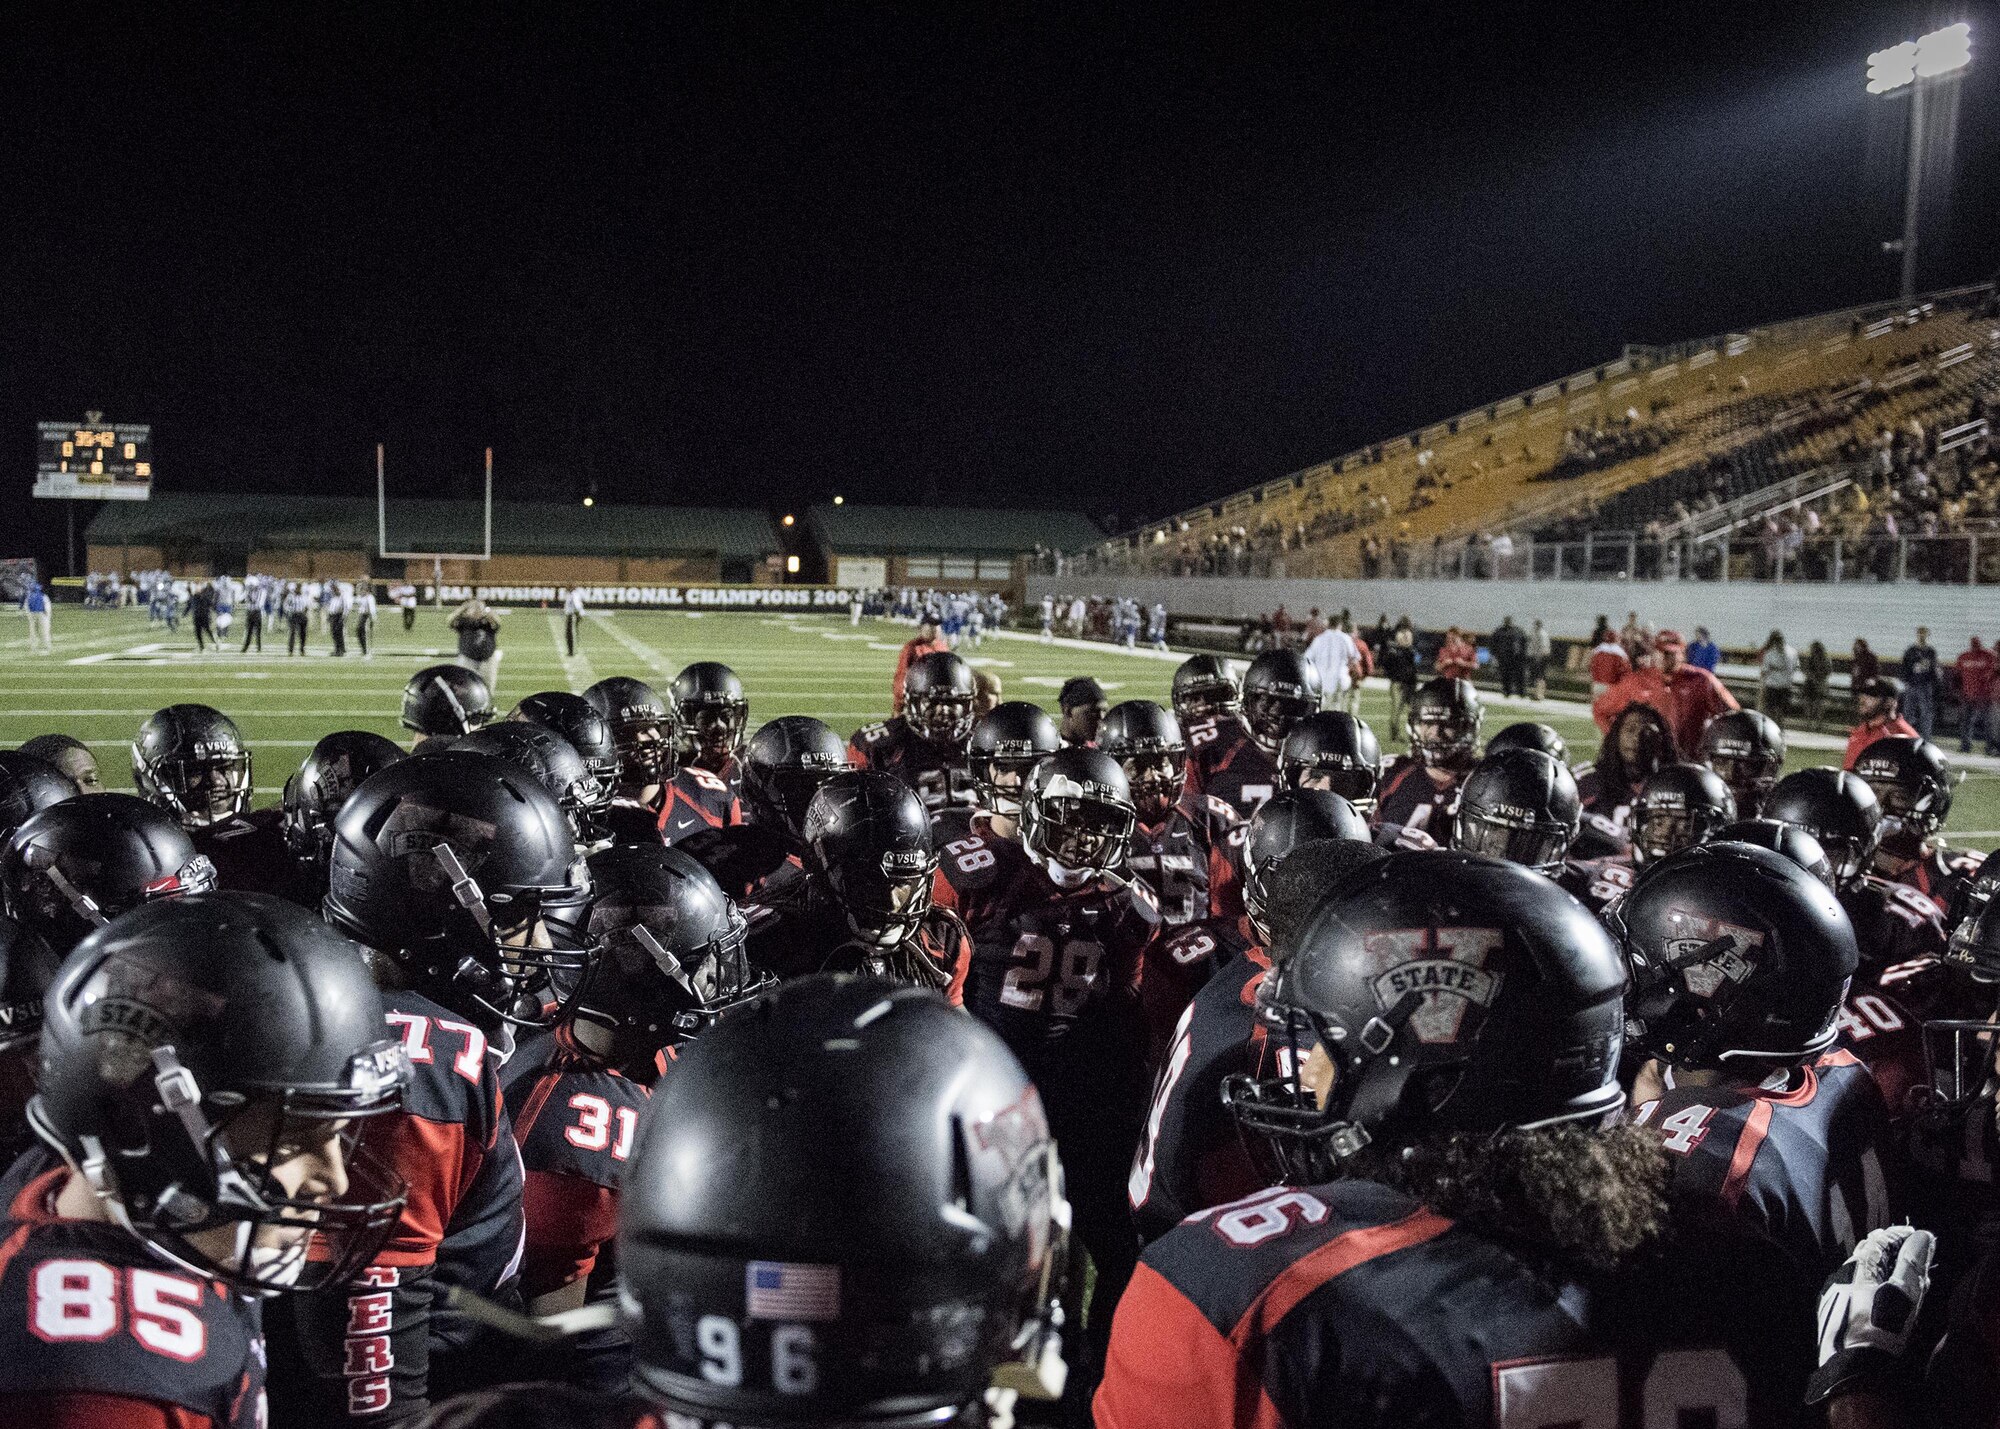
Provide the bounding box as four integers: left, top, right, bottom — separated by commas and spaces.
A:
451, 596, 503, 693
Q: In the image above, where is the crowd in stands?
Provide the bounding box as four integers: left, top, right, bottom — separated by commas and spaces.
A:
1545, 407, 1676, 479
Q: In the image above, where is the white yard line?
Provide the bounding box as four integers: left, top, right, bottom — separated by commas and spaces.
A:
548, 611, 598, 692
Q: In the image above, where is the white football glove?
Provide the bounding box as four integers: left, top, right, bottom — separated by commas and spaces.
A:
1806, 1224, 1936, 1405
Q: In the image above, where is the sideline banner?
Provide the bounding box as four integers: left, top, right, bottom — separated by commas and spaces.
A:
426, 583, 861, 610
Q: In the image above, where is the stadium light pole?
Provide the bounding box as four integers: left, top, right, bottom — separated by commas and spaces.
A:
1867, 23, 1972, 299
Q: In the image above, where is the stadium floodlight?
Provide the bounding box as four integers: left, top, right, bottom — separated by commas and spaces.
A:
1867, 23, 1972, 298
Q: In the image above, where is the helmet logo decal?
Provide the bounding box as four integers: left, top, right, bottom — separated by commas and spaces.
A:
745, 1260, 840, 1322
1365, 928, 1504, 1044
1664, 912, 1763, 999
378, 802, 499, 887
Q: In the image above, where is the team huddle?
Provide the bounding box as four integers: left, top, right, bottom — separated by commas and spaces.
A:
0, 638, 1995, 1427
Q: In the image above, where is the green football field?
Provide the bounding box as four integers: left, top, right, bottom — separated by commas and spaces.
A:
5, 606, 1999, 851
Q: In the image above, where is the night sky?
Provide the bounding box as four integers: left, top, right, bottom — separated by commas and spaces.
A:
2, 4, 1994, 568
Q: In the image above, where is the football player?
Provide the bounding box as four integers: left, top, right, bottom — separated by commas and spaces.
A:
1572, 700, 1675, 857
1129, 835, 1387, 1246
1100, 700, 1239, 930
449, 721, 610, 851
947, 700, 1061, 852
504, 845, 763, 1320
509, 693, 620, 846
1563, 761, 1736, 917
1104, 852, 1798, 1427
1, 894, 406, 1428
1615, 843, 1899, 1280
934, 747, 1157, 1391
1484, 719, 1569, 762
746, 770, 971, 997
848, 649, 978, 811
1372, 674, 1481, 841
1449, 746, 1580, 876
1905, 902, 2000, 1249
305, 753, 590, 1419
0, 913, 59, 1166
1058, 676, 1109, 747
1700, 706, 1786, 818
678, 715, 847, 899
1709, 817, 1836, 886
401, 664, 494, 749
278, 730, 408, 907
131, 703, 253, 830
1854, 736, 1983, 907
1189, 649, 1319, 821
580, 675, 681, 843
1, 793, 218, 958
1169, 652, 1240, 740
658, 662, 748, 843
15, 733, 102, 794
0, 751, 77, 846
1276, 710, 1381, 808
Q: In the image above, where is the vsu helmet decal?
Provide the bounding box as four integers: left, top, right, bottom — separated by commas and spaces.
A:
1364, 927, 1505, 1045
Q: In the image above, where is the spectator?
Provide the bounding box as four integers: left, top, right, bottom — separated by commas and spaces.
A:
890, 618, 951, 713
1802, 640, 1832, 726
1844, 676, 1919, 768
1302, 620, 1358, 710
449, 596, 503, 692
20, 577, 52, 655
563, 585, 586, 657
1343, 615, 1371, 716
1956, 635, 1998, 755
1851, 638, 1880, 704
1435, 626, 1477, 680
1588, 627, 1631, 698
1380, 624, 1419, 733
1527, 618, 1551, 701
1686, 626, 1721, 673
1757, 629, 1799, 728
283, 582, 309, 655
1591, 629, 1738, 760
1058, 677, 1107, 747
1303, 607, 1328, 642
1901, 626, 1941, 738
1489, 616, 1528, 698
1618, 609, 1651, 659
189, 580, 216, 652
972, 668, 1003, 717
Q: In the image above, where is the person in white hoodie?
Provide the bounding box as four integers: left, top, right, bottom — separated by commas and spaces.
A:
1301, 620, 1357, 710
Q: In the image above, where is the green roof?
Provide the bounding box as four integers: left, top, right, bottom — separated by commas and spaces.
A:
86, 494, 777, 559
805, 504, 1101, 556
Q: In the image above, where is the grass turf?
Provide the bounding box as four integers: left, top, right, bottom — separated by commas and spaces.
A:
5, 607, 1998, 852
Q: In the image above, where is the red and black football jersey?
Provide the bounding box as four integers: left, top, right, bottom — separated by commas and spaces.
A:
190, 806, 318, 909
657, 760, 742, 845
1128, 789, 1241, 930
1186, 716, 1279, 823
1871, 840, 1984, 911
1843, 876, 1951, 986
501, 1032, 651, 1300
846, 717, 975, 812
1556, 853, 1637, 919
1098, 1178, 1802, 1429
1631, 1049, 1900, 1280
0, 1167, 267, 1428
602, 796, 665, 848
1371, 754, 1463, 842
1571, 762, 1639, 860
1138, 915, 1249, 1069
1128, 941, 1271, 1246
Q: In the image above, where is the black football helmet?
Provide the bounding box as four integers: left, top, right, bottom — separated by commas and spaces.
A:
968, 702, 1061, 818
31, 893, 407, 1295
1408, 676, 1483, 771
0, 914, 60, 1154
1171, 654, 1241, 727
802, 772, 941, 960
1918, 902, 2000, 1132
1450, 748, 1581, 875
582, 675, 681, 789
18, 733, 103, 793
2, 793, 218, 955
1708, 818, 1835, 888
1764, 768, 1882, 890
1700, 709, 1786, 817
1484, 721, 1569, 764
1019, 747, 1137, 885
1628, 763, 1738, 868
1098, 700, 1187, 823
571, 844, 765, 1068
280, 731, 408, 873
1948, 858, 2000, 934
1853, 736, 1956, 846
1278, 712, 1382, 811
322, 752, 594, 1028
132, 704, 252, 828
448, 721, 609, 848
1226, 851, 1628, 1182
618, 974, 1070, 1425
904, 651, 979, 748
1241, 790, 1371, 944
1240, 650, 1322, 754
0, 750, 79, 844
740, 717, 850, 842
401, 664, 494, 740
671, 662, 749, 765
1944, 897, 2000, 986
1610, 842, 1856, 1069
511, 692, 621, 816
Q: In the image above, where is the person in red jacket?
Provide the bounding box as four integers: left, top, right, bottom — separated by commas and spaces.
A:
1589, 629, 1632, 696
890, 618, 951, 713
1844, 676, 1920, 769
1434, 626, 1477, 680
1591, 628, 1738, 759
1955, 636, 1998, 755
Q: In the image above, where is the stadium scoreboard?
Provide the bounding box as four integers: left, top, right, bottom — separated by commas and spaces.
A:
35, 417, 153, 500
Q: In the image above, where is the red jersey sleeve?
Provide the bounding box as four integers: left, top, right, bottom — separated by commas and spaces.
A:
1094, 1261, 1278, 1429
519, 1170, 620, 1298
2, 1392, 214, 1429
